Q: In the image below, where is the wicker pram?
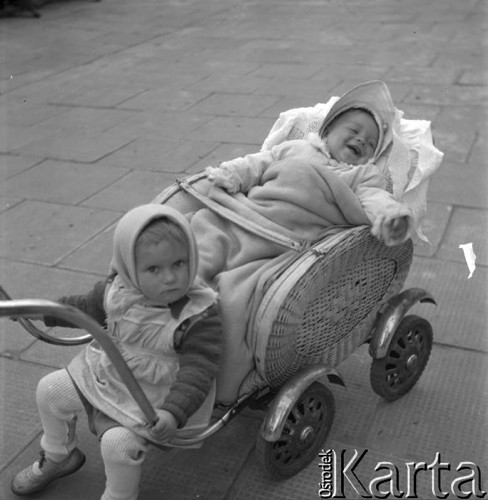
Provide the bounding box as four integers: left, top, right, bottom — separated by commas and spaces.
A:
146, 99, 441, 476
153, 87, 443, 395
149, 155, 434, 478
0, 95, 443, 481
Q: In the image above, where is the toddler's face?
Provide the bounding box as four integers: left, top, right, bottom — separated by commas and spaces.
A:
324, 109, 379, 165
135, 237, 189, 306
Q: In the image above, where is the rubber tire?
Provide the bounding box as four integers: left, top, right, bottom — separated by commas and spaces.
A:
256, 381, 335, 480
370, 314, 433, 401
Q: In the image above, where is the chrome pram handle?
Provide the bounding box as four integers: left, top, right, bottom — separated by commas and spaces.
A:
0, 285, 92, 345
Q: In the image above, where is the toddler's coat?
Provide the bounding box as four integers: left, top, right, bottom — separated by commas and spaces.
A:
46, 205, 222, 444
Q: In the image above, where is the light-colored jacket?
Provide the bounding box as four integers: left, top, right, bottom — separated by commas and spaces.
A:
67, 274, 217, 444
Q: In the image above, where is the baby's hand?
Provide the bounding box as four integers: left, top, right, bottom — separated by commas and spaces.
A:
372, 215, 411, 246
149, 410, 178, 442
205, 166, 240, 194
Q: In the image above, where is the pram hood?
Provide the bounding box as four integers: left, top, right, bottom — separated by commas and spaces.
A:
318, 80, 395, 163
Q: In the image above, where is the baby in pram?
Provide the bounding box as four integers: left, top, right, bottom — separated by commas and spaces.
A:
191, 80, 413, 287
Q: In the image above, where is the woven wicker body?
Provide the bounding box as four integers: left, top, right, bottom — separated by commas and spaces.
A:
251, 226, 412, 388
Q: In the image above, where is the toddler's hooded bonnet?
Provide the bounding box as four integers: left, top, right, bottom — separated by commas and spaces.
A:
110, 204, 198, 295
319, 80, 396, 162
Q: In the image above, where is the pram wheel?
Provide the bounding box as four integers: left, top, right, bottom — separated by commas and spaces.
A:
370, 314, 433, 401
256, 381, 335, 480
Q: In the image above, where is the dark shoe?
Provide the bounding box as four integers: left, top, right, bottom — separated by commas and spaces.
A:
11, 448, 85, 496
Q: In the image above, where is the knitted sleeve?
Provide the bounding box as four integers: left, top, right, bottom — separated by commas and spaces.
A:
43, 280, 108, 328
161, 304, 223, 427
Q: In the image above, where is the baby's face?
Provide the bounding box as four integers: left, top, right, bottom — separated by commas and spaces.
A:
324, 109, 379, 165
135, 237, 189, 305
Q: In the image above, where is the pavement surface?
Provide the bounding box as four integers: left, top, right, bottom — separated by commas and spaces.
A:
0, 0, 487, 499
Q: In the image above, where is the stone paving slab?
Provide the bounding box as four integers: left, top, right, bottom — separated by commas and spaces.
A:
428, 161, 488, 210
13, 130, 134, 164
0, 160, 130, 205
0, 100, 65, 129
0, 358, 53, 471
107, 111, 214, 142
120, 88, 213, 113
0, 124, 60, 153
28, 107, 137, 137
189, 93, 282, 118
405, 258, 488, 352
0, 258, 103, 300
312, 64, 388, 85
190, 116, 275, 145
460, 68, 487, 86
469, 134, 488, 165
397, 103, 442, 124
187, 74, 264, 95
56, 224, 116, 276
0, 320, 37, 356
252, 78, 344, 105
434, 106, 487, 162
0, 156, 41, 182
97, 139, 219, 173
0, 201, 119, 265
46, 82, 148, 109
80, 171, 179, 212
384, 65, 462, 85
407, 84, 488, 108
0, 198, 22, 214
436, 208, 488, 266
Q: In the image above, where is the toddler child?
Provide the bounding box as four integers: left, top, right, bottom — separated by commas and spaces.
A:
11, 204, 222, 500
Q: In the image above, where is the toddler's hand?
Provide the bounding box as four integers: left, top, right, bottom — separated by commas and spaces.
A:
149, 410, 178, 442
205, 166, 240, 194
372, 215, 411, 246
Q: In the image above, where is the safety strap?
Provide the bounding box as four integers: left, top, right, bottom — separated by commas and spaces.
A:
177, 179, 305, 252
